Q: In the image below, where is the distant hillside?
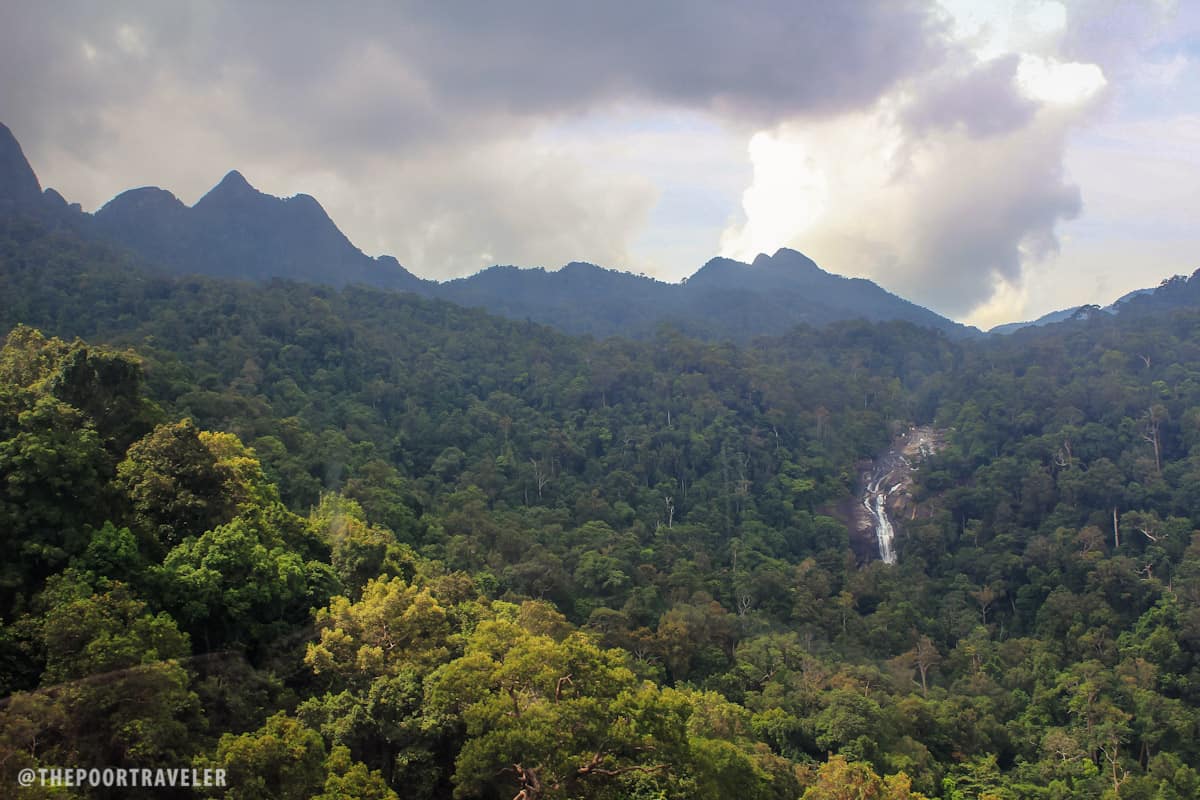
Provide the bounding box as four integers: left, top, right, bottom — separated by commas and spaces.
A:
989, 306, 1082, 335
432, 250, 980, 339
433, 261, 679, 338
679, 249, 970, 336
990, 277, 1194, 335
1103, 272, 1200, 324
94, 170, 427, 292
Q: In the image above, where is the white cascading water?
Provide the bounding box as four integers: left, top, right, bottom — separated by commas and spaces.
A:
871, 491, 896, 564
862, 465, 904, 564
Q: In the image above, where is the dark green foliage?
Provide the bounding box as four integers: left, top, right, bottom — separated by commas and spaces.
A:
117, 419, 237, 549
0, 326, 155, 607
6, 216, 1200, 797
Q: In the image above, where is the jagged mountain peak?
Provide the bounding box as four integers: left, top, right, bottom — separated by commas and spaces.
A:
688, 248, 825, 288
0, 122, 44, 206
42, 187, 67, 208
753, 247, 822, 273
214, 169, 253, 192
192, 173, 336, 227
80, 160, 425, 290
193, 169, 264, 210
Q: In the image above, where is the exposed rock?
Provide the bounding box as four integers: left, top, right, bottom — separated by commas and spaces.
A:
853, 425, 946, 563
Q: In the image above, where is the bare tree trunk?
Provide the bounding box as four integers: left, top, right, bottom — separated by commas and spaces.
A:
1142, 406, 1162, 474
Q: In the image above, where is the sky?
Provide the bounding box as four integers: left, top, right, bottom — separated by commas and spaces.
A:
2, 1, 1198, 328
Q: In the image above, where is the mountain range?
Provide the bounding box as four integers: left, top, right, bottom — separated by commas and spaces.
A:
987, 286, 1165, 335
3, 120, 1194, 340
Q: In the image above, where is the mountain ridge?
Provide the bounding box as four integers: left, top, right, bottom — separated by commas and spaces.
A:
0, 122, 44, 208
93, 166, 428, 292
989, 277, 1194, 335
8, 120, 1196, 343
0, 121, 1067, 341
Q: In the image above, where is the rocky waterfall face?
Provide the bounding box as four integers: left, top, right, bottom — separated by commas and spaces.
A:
854, 426, 944, 564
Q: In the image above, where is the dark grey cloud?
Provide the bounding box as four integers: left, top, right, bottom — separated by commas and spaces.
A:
398, 2, 946, 119
902, 134, 1084, 313
1, 1, 949, 160
902, 54, 1038, 138
0, 0, 954, 281
0, 0, 1124, 320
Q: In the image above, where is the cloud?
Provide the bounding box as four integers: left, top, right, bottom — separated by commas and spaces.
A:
903, 54, 1037, 138
719, 101, 1089, 317
1033, 112, 1200, 318
0, 1, 951, 280
720, 2, 1112, 321
1057, 0, 1183, 79
335, 141, 660, 277
396, 1, 946, 122
3, 0, 1192, 314
937, 0, 1069, 59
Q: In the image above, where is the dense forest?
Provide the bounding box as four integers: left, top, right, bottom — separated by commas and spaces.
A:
3, 214, 1200, 799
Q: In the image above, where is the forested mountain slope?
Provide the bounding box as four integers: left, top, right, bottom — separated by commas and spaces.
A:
3, 215, 1200, 797
432, 248, 977, 340
989, 277, 1192, 336
95, 170, 428, 292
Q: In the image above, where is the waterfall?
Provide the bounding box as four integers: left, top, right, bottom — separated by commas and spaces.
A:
858, 427, 941, 565
872, 491, 896, 564
862, 475, 897, 564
